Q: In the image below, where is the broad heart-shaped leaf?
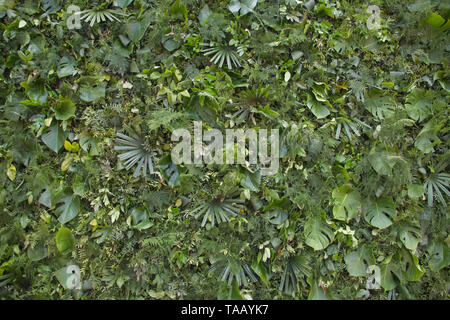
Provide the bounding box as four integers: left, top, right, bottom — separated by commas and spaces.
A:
130, 207, 148, 226
55, 98, 76, 120
125, 15, 151, 43
364, 198, 396, 229
79, 84, 106, 102
158, 155, 180, 187
344, 251, 367, 277
332, 184, 361, 221
56, 193, 81, 224
55, 226, 75, 253
304, 215, 334, 251
38, 186, 55, 208
428, 241, 450, 272
41, 124, 68, 153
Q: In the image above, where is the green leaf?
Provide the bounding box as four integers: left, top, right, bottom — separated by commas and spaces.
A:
161, 35, 180, 52
267, 208, 288, 225
27, 243, 48, 261
198, 4, 210, 24
42, 124, 68, 153
344, 251, 367, 277
365, 89, 396, 120
424, 12, 450, 31
307, 93, 330, 119
158, 155, 181, 187
55, 98, 76, 120
415, 119, 442, 154
400, 249, 424, 282
364, 198, 396, 229
56, 193, 81, 224
169, 0, 188, 20
307, 276, 329, 300
405, 88, 433, 122
379, 257, 398, 291
79, 84, 106, 102
125, 15, 151, 43
304, 215, 334, 251
115, 0, 133, 9
57, 56, 77, 78
251, 259, 269, 285
332, 184, 361, 221
79, 132, 100, 156
407, 184, 425, 199
24, 79, 48, 105
229, 0, 258, 16
240, 168, 261, 191
55, 226, 75, 254
428, 241, 450, 272
227, 280, 244, 300
129, 207, 152, 230
398, 225, 421, 252
367, 147, 398, 176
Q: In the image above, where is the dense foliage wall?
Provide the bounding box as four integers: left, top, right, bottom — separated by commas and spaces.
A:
0, 0, 448, 299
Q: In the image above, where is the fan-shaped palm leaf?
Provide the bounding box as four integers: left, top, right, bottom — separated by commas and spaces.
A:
79, 7, 127, 26
114, 132, 156, 178
279, 255, 312, 295
189, 198, 245, 227
424, 172, 450, 207
201, 43, 244, 69
210, 257, 257, 287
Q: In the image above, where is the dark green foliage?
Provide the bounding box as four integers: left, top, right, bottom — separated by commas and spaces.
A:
0, 0, 448, 301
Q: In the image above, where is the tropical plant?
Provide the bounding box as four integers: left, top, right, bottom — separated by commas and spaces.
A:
279, 255, 312, 295
114, 132, 156, 178
423, 163, 450, 207
79, 5, 127, 26
189, 197, 245, 227
201, 42, 244, 69
209, 256, 257, 286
